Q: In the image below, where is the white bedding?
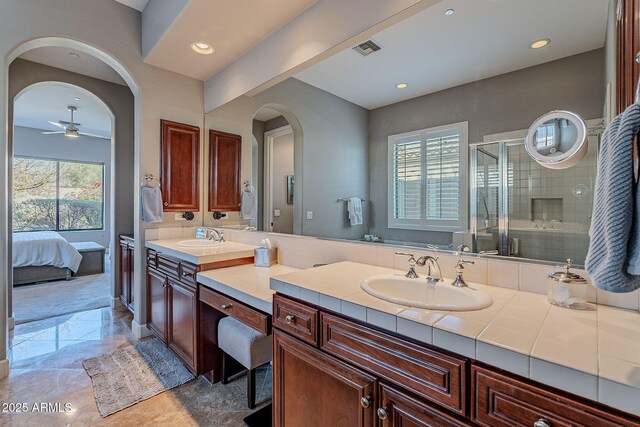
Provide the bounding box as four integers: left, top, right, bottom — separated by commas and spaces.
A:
12, 231, 82, 273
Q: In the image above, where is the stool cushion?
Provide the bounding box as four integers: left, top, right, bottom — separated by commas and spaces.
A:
218, 316, 272, 369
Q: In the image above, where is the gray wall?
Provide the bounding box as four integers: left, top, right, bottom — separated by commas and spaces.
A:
271, 132, 294, 234
368, 49, 606, 244
8, 58, 134, 298
205, 78, 369, 240
13, 126, 112, 248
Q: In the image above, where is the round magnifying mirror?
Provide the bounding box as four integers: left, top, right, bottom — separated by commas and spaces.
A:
525, 110, 588, 169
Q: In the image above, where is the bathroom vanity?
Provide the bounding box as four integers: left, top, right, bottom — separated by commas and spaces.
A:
270, 262, 640, 426
144, 238, 257, 373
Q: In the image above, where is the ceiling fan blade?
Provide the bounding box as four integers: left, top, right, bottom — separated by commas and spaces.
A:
41, 131, 64, 135
78, 132, 111, 140
58, 120, 81, 126
47, 121, 66, 129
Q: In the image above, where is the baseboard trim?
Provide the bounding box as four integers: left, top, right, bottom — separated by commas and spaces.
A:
0, 358, 9, 380
111, 297, 124, 310
131, 319, 152, 339
8, 316, 14, 331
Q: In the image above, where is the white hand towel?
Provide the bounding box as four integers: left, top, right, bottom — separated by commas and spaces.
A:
241, 190, 257, 220
141, 187, 164, 224
347, 197, 363, 226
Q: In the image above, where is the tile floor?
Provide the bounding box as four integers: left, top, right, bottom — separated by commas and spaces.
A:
1, 307, 272, 426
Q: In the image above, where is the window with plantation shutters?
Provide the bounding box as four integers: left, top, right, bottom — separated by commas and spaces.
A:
388, 122, 468, 231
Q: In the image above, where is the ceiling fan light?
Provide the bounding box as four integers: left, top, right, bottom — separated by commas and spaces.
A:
65, 128, 79, 138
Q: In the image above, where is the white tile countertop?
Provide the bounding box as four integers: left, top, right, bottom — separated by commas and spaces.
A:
145, 238, 257, 265
197, 264, 299, 313
270, 261, 640, 416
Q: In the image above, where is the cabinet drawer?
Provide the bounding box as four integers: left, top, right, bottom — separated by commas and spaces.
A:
146, 249, 157, 269
273, 294, 318, 346
179, 261, 198, 288
157, 253, 180, 280
321, 312, 466, 415
199, 286, 270, 335
472, 365, 640, 427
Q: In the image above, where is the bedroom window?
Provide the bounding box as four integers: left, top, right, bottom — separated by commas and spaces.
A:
13, 157, 104, 232
388, 121, 468, 231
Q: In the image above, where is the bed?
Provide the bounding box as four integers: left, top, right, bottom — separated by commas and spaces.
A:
12, 231, 83, 285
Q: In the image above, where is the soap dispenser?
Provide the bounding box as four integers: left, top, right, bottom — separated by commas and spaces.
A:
547, 258, 587, 309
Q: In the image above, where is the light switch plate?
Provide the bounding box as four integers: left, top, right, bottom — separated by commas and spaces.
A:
274, 209, 281, 217
306, 211, 313, 220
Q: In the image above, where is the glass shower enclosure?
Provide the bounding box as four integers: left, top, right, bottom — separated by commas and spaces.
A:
469, 122, 603, 265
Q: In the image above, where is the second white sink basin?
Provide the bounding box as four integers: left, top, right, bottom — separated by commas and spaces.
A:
176, 239, 227, 248
361, 275, 492, 311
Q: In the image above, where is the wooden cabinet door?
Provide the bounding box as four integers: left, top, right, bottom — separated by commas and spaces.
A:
147, 269, 167, 342
119, 240, 130, 307
273, 329, 376, 427
167, 280, 197, 373
161, 120, 200, 212
377, 382, 471, 427
208, 130, 241, 212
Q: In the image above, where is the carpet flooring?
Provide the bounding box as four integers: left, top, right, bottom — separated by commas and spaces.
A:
13, 269, 111, 324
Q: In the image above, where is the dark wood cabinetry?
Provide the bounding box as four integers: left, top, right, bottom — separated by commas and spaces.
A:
167, 279, 197, 373
160, 120, 200, 212
273, 329, 376, 427
146, 249, 199, 373
273, 293, 640, 427
208, 130, 241, 212
119, 235, 134, 313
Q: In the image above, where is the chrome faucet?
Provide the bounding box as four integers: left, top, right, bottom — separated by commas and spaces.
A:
206, 227, 225, 242
453, 244, 471, 254
451, 259, 475, 287
396, 252, 443, 281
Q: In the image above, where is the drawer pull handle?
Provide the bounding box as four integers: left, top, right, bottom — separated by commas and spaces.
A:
182, 272, 193, 278
285, 315, 296, 325
377, 406, 389, 420
221, 304, 232, 311
534, 420, 550, 427
360, 395, 372, 408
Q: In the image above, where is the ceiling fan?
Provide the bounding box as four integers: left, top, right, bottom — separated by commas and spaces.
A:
41, 106, 110, 140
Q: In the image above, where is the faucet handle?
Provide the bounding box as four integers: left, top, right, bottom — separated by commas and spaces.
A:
456, 259, 475, 270
396, 252, 416, 265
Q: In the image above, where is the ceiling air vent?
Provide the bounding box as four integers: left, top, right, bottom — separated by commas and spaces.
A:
352, 39, 382, 56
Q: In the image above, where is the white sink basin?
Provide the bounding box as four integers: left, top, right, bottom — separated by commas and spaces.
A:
361, 275, 493, 311
176, 239, 227, 248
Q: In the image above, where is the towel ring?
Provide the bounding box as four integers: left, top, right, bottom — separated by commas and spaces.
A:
141, 173, 160, 189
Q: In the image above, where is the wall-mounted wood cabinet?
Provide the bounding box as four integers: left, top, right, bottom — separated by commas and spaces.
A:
161, 120, 200, 212
208, 130, 241, 212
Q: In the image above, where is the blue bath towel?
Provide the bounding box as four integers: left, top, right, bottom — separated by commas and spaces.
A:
585, 103, 640, 292
141, 186, 164, 224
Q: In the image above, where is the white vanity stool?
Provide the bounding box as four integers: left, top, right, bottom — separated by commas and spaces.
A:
218, 316, 272, 409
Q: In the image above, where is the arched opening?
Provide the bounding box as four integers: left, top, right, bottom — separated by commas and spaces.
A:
2, 38, 141, 370
251, 104, 304, 235
11, 81, 115, 325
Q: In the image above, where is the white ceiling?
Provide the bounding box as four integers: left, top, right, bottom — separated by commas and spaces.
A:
114, 0, 149, 12
295, 0, 611, 110
14, 84, 112, 138
144, 0, 318, 81
20, 47, 127, 86
254, 107, 282, 122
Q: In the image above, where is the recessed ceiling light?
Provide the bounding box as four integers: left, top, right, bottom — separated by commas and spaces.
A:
530, 38, 550, 49
396, 83, 408, 89
191, 42, 214, 55
444, 9, 454, 16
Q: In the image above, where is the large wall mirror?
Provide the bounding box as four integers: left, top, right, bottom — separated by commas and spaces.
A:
204, 0, 616, 266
